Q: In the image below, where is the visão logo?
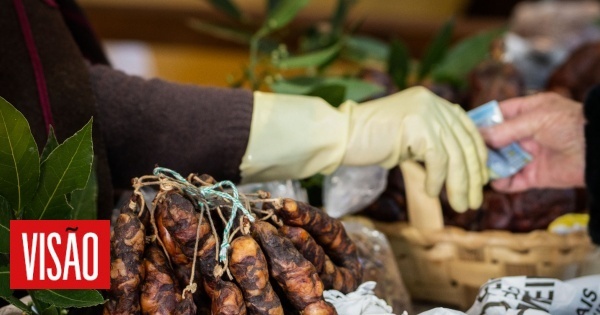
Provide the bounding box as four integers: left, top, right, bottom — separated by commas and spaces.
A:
10, 220, 110, 289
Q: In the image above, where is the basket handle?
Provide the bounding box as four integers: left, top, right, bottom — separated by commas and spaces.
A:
399, 161, 444, 231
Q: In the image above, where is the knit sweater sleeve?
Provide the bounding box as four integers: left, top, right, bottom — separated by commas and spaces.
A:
584, 85, 600, 244
88, 64, 254, 188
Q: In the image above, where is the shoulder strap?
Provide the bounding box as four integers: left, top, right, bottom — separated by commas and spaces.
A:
13, 0, 54, 134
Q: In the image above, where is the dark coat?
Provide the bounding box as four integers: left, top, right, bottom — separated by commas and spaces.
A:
0, 0, 253, 219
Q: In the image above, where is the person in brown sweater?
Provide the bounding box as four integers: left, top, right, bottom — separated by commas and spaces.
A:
0, 0, 488, 219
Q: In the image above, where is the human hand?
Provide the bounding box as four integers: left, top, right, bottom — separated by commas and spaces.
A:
343, 86, 488, 212
481, 92, 585, 192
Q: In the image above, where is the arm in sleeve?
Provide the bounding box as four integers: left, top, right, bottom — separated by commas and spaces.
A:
88, 64, 254, 188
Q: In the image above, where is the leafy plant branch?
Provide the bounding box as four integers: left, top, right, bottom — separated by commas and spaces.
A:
0, 97, 102, 314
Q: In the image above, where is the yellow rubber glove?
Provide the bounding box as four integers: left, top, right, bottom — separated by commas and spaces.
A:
240, 86, 488, 212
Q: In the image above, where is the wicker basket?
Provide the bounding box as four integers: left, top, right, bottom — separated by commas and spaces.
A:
371, 161, 600, 310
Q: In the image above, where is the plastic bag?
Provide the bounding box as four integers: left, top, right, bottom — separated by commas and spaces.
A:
323, 165, 388, 218
343, 218, 413, 314
237, 179, 308, 202
467, 276, 600, 315
324, 282, 395, 315
417, 275, 600, 315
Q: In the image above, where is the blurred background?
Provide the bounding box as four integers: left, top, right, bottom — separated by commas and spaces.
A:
79, 0, 518, 85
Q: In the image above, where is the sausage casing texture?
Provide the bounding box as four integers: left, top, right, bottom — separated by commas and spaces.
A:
229, 236, 284, 315
140, 243, 181, 315
155, 193, 192, 281
156, 192, 212, 292
157, 192, 212, 258
133, 194, 154, 236
211, 280, 247, 315
104, 209, 145, 315
155, 191, 246, 315
174, 291, 197, 315
279, 225, 357, 293
198, 232, 247, 315
275, 199, 361, 291
251, 221, 335, 314
302, 300, 337, 315
198, 233, 219, 297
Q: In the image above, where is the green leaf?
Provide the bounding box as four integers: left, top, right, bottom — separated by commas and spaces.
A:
388, 39, 410, 90
331, 78, 383, 102
207, 0, 241, 20
343, 35, 389, 63
431, 27, 506, 86
275, 41, 343, 69
299, 26, 333, 52
0, 195, 11, 253
306, 84, 346, 107
187, 18, 252, 44
26, 119, 93, 220
0, 262, 11, 298
70, 161, 97, 220
331, 0, 357, 36
0, 253, 7, 266
40, 306, 59, 315
270, 76, 384, 103
418, 18, 455, 81
0, 257, 28, 313
256, 0, 310, 38
30, 290, 55, 315
40, 127, 59, 164
266, 0, 282, 15
42, 305, 59, 315
3, 295, 31, 314
32, 290, 104, 309
269, 76, 321, 94
0, 97, 40, 215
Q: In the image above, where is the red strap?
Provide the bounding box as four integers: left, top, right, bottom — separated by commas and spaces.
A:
13, 0, 54, 134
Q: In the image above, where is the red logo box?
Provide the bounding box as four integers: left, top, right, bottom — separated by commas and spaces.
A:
10, 220, 110, 289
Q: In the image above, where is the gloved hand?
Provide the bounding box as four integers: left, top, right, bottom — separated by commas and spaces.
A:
240, 86, 488, 212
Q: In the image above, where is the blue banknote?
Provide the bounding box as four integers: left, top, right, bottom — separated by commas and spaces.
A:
468, 100, 532, 179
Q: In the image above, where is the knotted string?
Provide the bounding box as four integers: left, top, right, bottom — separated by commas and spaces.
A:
152, 167, 255, 263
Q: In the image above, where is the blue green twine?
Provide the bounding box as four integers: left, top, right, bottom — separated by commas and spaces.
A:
153, 167, 255, 263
